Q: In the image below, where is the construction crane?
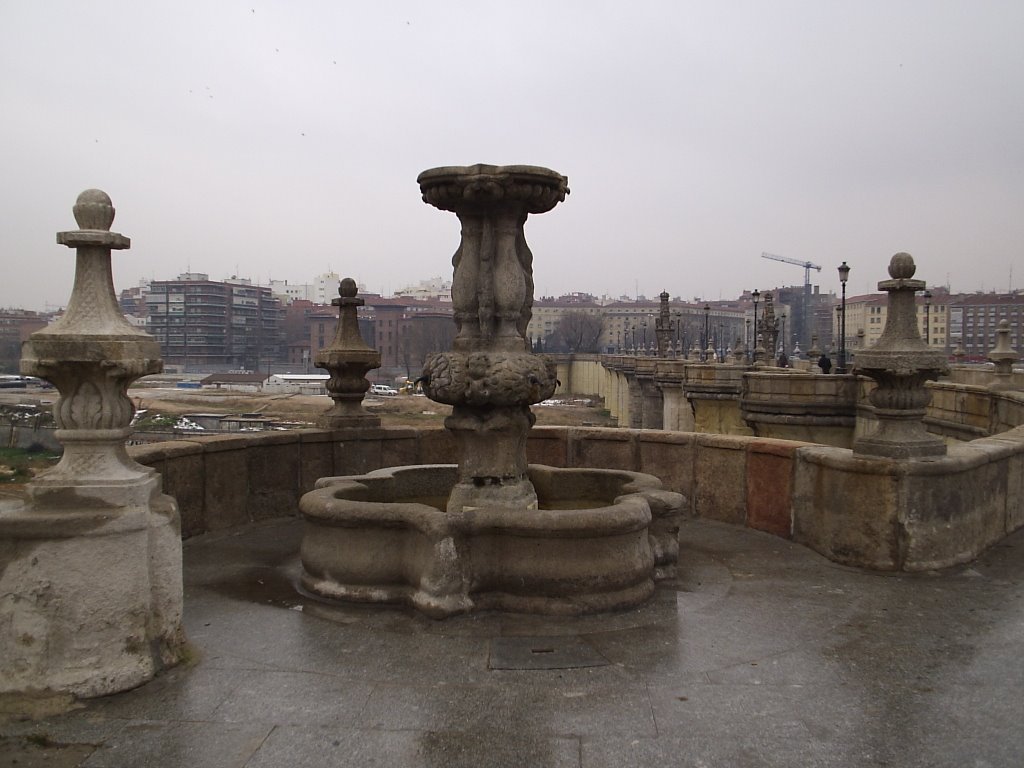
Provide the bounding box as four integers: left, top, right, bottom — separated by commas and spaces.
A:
760, 252, 822, 288
760, 252, 823, 355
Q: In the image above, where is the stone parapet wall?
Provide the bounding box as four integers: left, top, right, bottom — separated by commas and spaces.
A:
949, 366, 1024, 389
130, 423, 1024, 572
742, 372, 858, 446
130, 427, 455, 538
927, 382, 1024, 440
793, 430, 1024, 570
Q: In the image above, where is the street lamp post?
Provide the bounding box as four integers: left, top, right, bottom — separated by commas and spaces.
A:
703, 304, 710, 362
837, 262, 850, 373
630, 324, 636, 353
745, 318, 751, 362
641, 321, 647, 355
923, 289, 932, 346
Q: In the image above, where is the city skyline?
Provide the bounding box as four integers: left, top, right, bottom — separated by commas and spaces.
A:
2, 2, 1022, 310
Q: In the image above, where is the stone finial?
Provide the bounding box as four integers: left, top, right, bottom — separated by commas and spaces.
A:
4, 189, 184, 703
852, 252, 949, 459
752, 334, 767, 367
315, 278, 382, 429
953, 340, 967, 363
808, 333, 821, 360
989, 319, 1019, 389
23, 189, 161, 464
888, 252, 916, 279
732, 337, 746, 364
73, 188, 116, 230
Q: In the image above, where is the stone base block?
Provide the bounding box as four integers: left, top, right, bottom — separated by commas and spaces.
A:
0, 486, 184, 702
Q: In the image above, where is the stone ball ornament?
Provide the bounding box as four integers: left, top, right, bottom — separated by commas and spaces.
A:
72, 188, 116, 231
888, 252, 916, 279
339, 277, 358, 298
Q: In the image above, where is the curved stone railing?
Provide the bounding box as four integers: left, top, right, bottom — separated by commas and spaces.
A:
129, 421, 1024, 573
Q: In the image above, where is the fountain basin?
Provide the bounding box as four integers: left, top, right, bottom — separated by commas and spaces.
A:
299, 464, 683, 618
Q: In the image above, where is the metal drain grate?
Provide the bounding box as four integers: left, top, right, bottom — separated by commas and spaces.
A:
488, 635, 609, 670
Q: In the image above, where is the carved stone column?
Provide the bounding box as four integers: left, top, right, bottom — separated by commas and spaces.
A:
853, 253, 949, 459
418, 165, 567, 512
654, 291, 673, 358
315, 278, 381, 428
2, 189, 184, 703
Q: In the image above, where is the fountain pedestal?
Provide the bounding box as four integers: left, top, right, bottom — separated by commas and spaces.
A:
417, 164, 567, 512
299, 165, 684, 617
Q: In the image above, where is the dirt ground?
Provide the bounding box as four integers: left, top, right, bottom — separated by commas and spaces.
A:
1, 387, 616, 430
0, 387, 613, 500
129, 387, 615, 429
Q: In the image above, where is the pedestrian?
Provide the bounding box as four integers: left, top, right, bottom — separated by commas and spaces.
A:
818, 354, 832, 374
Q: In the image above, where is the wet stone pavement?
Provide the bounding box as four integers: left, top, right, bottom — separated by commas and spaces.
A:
2, 516, 1024, 767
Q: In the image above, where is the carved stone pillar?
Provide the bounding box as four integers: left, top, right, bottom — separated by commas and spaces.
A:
418, 165, 567, 512
654, 291, 673, 358
853, 253, 949, 459
2, 189, 184, 703
315, 278, 381, 428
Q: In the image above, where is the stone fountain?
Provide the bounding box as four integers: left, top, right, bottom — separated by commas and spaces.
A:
299, 165, 683, 617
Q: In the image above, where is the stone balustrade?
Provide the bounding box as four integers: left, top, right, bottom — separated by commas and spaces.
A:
550, 353, 1024, 447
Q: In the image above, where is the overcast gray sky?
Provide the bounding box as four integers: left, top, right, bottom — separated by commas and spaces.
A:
2, 1, 1022, 310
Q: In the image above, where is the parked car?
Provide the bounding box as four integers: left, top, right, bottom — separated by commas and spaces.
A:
370, 384, 399, 397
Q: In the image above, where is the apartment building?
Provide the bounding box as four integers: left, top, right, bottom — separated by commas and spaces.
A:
951, 292, 1024, 360
145, 274, 284, 371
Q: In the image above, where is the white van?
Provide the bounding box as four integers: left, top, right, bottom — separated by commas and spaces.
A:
370, 384, 399, 397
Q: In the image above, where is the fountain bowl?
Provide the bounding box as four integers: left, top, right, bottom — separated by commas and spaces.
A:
299, 464, 683, 618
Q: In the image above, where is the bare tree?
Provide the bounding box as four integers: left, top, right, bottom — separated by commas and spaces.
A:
399, 314, 455, 377
0, 339, 20, 374
549, 312, 603, 353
